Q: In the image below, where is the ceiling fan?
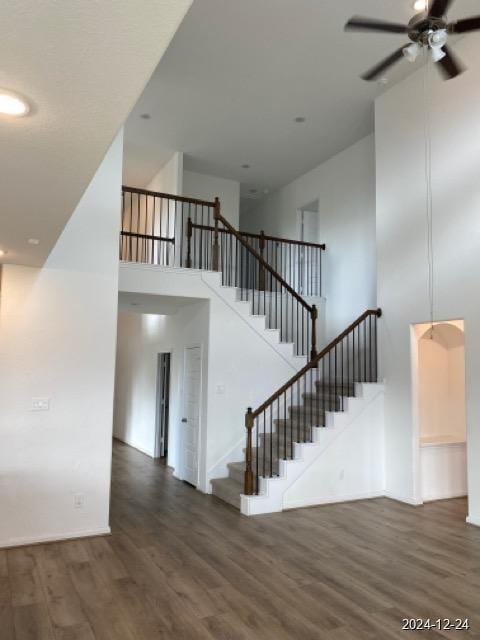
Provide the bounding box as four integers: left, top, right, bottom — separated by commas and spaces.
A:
344, 0, 480, 81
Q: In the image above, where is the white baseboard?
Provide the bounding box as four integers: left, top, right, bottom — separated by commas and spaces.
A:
423, 491, 467, 503
284, 491, 384, 511
0, 526, 111, 549
384, 491, 423, 506
466, 514, 480, 527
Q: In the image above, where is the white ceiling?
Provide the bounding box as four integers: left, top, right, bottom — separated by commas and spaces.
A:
0, 0, 192, 267
123, 0, 478, 204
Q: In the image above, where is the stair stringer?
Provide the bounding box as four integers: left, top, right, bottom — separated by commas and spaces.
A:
240, 382, 385, 516
200, 271, 325, 371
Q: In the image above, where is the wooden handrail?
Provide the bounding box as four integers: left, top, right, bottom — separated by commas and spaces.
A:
190, 222, 326, 250
122, 185, 215, 208
250, 308, 382, 418
240, 229, 326, 250
211, 210, 313, 313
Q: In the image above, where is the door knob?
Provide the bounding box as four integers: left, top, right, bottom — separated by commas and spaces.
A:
181, 418, 188, 423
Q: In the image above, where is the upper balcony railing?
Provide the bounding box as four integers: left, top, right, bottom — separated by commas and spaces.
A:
120, 186, 325, 299
120, 186, 216, 268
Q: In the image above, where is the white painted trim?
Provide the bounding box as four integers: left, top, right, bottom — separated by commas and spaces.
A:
423, 491, 467, 502
384, 492, 423, 506
466, 514, 480, 527
284, 491, 384, 510
0, 527, 111, 549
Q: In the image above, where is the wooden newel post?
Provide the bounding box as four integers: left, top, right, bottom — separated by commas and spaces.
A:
244, 408, 254, 495
186, 217, 192, 268
212, 197, 220, 271
310, 304, 318, 361
258, 230, 266, 291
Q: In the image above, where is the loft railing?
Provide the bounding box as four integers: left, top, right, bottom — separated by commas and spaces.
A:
241, 230, 325, 298
120, 186, 325, 299
120, 186, 216, 267
120, 186, 323, 358
188, 225, 325, 297
206, 209, 319, 359
243, 308, 382, 496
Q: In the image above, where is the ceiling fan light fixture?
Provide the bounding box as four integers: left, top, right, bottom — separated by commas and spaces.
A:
431, 45, 447, 62
413, 0, 428, 12
403, 42, 421, 62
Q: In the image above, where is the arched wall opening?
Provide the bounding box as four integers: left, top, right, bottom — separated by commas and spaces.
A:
412, 320, 467, 503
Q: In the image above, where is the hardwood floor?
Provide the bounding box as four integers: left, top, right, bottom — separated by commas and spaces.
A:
3, 440, 480, 639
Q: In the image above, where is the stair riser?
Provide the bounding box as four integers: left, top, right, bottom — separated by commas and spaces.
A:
315, 382, 355, 395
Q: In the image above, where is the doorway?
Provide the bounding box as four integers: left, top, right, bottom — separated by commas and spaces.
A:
155, 352, 171, 460
297, 200, 320, 295
412, 320, 467, 503
181, 345, 202, 486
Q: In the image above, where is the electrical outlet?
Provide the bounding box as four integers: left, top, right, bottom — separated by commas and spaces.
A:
73, 493, 85, 509
31, 397, 50, 411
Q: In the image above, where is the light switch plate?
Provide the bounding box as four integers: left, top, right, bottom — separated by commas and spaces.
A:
31, 397, 50, 411
73, 493, 85, 509
215, 384, 226, 395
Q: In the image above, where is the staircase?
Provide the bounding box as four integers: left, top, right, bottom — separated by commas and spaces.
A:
211, 379, 349, 509
120, 186, 382, 515
211, 308, 382, 514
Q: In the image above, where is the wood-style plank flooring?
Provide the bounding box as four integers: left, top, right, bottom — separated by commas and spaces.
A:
3, 440, 480, 639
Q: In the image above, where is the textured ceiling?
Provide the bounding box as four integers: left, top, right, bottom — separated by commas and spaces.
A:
123, 0, 478, 205
0, 0, 192, 267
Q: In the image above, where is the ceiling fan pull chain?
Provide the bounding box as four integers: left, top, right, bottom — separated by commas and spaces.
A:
422, 50, 435, 334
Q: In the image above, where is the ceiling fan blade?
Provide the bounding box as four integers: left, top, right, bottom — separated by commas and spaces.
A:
451, 15, 480, 33
361, 46, 408, 81
345, 16, 407, 34
437, 45, 465, 79
428, 0, 454, 18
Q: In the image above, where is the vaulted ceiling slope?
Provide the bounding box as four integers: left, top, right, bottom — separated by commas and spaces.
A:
0, 0, 192, 267
124, 0, 478, 203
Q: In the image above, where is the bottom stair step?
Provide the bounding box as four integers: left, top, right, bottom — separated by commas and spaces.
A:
211, 477, 242, 509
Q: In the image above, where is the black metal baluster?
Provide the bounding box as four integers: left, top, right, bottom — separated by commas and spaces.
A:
269, 407, 273, 478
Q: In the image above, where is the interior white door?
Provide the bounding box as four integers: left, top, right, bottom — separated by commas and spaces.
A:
181, 346, 202, 486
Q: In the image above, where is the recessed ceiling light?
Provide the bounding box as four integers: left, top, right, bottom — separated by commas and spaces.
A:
241, 164, 250, 169
28, 238, 40, 245
140, 113, 151, 120
413, 0, 428, 11
294, 116, 306, 123
0, 89, 30, 118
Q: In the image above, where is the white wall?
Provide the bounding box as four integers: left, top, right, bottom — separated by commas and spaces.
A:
119, 263, 298, 492
146, 151, 183, 195
375, 36, 480, 522
183, 170, 240, 227
114, 302, 208, 464
0, 131, 123, 547
241, 135, 377, 342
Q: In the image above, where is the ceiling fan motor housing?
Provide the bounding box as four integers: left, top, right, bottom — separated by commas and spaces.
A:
407, 13, 447, 45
